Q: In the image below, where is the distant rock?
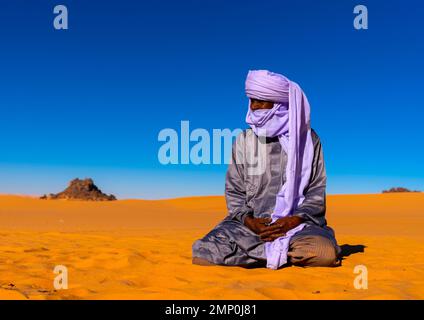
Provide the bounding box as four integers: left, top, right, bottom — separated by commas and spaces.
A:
382, 187, 421, 193
40, 178, 116, 201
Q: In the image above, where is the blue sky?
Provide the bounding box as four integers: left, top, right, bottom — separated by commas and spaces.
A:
0, 0, 423, 199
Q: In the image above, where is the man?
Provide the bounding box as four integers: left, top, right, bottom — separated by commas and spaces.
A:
192, 70, 340, 269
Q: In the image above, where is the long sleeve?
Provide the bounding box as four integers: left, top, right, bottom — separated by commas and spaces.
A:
225, 133, 254, 224
292, 130, 328, 227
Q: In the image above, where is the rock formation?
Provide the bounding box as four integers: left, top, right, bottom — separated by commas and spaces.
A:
382, 187, 421, 193
40, 178, 116, 201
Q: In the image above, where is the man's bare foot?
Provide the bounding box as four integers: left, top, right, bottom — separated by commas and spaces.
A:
192, 257, 216, 266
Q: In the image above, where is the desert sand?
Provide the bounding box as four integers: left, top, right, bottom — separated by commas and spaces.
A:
0, 193, 423, 300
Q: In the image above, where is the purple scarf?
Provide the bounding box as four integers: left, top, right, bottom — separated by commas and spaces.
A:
245, 70, 314, 270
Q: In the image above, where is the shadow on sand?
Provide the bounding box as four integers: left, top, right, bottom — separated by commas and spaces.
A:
338, 244, 366, 259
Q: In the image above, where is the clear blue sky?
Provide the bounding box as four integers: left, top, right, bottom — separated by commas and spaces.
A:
0, 0, 423, 199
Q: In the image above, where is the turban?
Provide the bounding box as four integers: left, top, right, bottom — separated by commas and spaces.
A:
245, 70, 314, 270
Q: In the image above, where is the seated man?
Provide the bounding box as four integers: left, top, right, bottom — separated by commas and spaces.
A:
192, 70, 341, 269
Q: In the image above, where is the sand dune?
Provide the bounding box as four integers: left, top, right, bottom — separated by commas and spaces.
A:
0, 193, 423, 299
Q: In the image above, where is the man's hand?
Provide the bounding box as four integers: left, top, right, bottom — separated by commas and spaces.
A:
258, 216, 305, 242
244, 215, 274, 235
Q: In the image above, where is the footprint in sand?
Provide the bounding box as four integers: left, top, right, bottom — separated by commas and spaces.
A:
119, 279, 151, 288
120, 279, 137, 287
255, 287, 298, 299
175, 277, 191, 284
128, 251, 158, 265
23, 247, 49, 253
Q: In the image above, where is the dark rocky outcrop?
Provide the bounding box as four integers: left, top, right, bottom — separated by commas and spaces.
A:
382, 187, 421, 193
40, 178, 116, 201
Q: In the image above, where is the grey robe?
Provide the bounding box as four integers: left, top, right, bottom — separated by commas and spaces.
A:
192, 128, 339, 267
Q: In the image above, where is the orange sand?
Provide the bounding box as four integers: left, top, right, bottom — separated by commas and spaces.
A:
0, 193, 423, 300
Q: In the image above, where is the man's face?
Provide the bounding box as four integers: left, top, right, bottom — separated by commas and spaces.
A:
250, 98, 274, 111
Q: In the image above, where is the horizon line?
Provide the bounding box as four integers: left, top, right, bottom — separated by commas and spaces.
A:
0, 191, 422, 202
